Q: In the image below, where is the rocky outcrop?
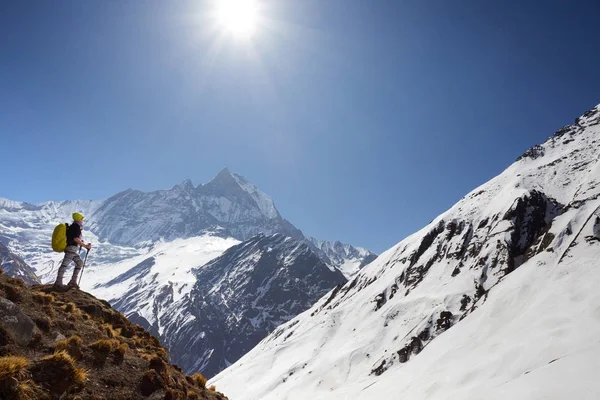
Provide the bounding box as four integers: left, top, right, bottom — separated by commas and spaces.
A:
0, 271, 228, 399
0, 296, 38, 346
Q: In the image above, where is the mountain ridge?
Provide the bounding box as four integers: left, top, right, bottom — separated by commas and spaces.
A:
0, 168, 375, 275
210, 104, 600, 399
0, 168, 372, 379
160, 233, 347, 377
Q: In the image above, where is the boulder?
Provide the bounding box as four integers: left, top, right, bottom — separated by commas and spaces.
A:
0, 297, 37, 345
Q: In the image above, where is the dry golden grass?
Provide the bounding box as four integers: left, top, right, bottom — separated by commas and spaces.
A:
113, 343, 128, 365
188, 392, 201, 400
54, 339, 68, 352
209, 385, 216, 391
39, 350, 67, 364
32, 292, 54, 305
33, 350, 87, 394
68, 335, 83, 347
115, 343, 128, 357
41, 351, 86, 385
54, 335, 84, 359
18, 379, 49, 400
55, 335, 83, 349
63, 302, 84, 320
89, 339, 120, 367
102, 323, 122, 339
89, 339, 119, 354
192, 372, 207, 389
73, 366, 88, 386
156, 346, 169, 361
0, 355, 30, 381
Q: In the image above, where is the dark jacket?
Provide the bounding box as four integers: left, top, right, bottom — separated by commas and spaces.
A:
66, 223, 82, 247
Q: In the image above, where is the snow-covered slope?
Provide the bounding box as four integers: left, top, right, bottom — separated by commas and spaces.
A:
160, 233, 347, 378
80, 235, 241, 334
0, 241, 39, 285
211, 105, 600, 399
306, 237, 377, 278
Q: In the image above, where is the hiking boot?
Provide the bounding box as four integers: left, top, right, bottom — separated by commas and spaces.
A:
67, 281, 80, 289
52, 282, 67, 291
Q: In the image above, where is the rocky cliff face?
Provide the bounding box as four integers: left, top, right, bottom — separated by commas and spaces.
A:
159, 234, 347, 377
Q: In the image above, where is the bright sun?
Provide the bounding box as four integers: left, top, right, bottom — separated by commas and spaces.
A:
216, 0, 259, 39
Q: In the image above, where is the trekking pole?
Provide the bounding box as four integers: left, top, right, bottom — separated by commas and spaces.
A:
78, 248, 90, 286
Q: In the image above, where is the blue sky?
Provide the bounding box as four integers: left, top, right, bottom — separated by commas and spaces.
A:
1, 0, 600, 253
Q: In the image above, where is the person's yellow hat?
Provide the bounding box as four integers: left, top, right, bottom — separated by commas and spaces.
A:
72, 212, 84, 221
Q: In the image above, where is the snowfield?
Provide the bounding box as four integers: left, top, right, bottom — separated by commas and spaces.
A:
82, 235, 241, 331
211, 106, 600, 400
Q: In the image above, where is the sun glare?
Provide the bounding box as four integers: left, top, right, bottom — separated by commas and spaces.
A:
216, 0, 259, 39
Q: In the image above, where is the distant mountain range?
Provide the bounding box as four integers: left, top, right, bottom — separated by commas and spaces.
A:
0, 241, 39, 285
0, 167, 375, 377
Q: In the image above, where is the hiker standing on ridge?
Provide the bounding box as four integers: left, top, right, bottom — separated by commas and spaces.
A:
53, 212, 92, 289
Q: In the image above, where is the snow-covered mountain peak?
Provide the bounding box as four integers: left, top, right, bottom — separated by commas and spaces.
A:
306, 236, 377, 278
200, 167, 239, 194
80, 168, 305, 245
230, 172, 280, 220
0, 197, 28, 211
172, 179, 195, 191
197, 168, 280, 221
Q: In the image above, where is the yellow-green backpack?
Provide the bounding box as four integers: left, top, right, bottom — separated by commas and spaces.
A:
51, 223, 68, 252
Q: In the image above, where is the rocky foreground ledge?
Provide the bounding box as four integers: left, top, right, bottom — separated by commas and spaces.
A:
0, 269, 228, 400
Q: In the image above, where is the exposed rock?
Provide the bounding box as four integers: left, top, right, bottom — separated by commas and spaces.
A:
160, 234, 347, 378
0, 296, 38, 346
